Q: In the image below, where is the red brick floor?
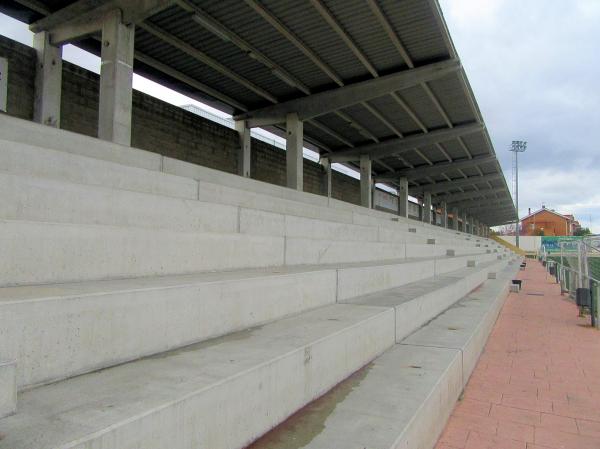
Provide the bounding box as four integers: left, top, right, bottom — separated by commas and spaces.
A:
436, 260, 600, 449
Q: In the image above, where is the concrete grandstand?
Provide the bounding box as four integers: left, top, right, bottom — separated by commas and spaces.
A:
0, 1, 520, 448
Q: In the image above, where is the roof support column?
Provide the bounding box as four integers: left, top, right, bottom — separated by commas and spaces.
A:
98, 10, 134, 146
320, 158, 332, 198
440, 201, 448, 229
360, 154, 372, 208
235, 120, 251, 178
452, 207, 459, 231
423, 191, 432, 224
286, 112, 303, 190
33, 31, 62, 128
397, 177, 408, 218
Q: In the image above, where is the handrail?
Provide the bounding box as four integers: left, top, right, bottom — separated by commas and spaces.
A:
547, 259, 600, 285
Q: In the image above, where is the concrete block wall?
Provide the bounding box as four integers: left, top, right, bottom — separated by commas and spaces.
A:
0, 35, 362, 205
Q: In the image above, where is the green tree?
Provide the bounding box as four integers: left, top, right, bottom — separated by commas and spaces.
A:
574, 227, 592, 236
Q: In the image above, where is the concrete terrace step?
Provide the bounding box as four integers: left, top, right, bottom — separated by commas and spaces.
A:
336, 253, 498, 300
2, 213, 495, 287
0, 170, 497, 253
0, 360, 16, 419
343, 258, 507, 342
0, 117, 488, 243
0, 219, 284, 286
247, 265, 519, 449
0, 116, 490, 243
0, 139, 198, 200
0, 116, 402, 228
0, 304, 395, 449
249, 344, 462, 449
0, 255, 492, 390
403, 263, 520, 386
0, 171, 410, 243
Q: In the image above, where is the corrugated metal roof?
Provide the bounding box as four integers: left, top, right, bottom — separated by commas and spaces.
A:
5, 0, 515, 225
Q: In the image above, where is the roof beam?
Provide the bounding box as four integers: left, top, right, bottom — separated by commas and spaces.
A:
174, 0, 311, 96
30, 0, 173, 44
329, 121, 482, 164
134, 51, 248, 112
14, 0, 51, 15
310, 0, 378, 78
376, 154, 495, 183
138, 21, 277, 103
410, 173, 502, 195
404, 154, 495, 181
459, 202, 514, 212
434, 187, 507, 204
234, 59, 460, 127
244, 0, 343, 86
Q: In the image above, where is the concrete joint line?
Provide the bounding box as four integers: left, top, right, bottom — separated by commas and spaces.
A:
116, 60, 133, 69
236, 206, 241, 233
335, 269, 339, 303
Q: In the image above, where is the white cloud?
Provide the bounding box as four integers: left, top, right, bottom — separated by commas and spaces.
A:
439, 0, 600, 233
516, 167, 600, 233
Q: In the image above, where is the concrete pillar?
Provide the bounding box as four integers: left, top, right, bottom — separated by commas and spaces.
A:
33, 31, 62, 128
371, 179, 376, 209
397, 177, 408, 218
98, 10, 135, 145
235, 120, 251, 177
440, 202, 448, 228
286, 112, 303, 190
320, 158, 332, 198
360, 154, 372, 208
452, 207, 459, 231
464, 213, 469, 233
423, 191, 432, 224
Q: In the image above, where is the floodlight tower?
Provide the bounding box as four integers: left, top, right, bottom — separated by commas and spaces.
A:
510, 140, 527, 247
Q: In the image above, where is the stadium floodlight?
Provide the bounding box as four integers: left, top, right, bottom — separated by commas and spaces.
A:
510, 141, 527, 247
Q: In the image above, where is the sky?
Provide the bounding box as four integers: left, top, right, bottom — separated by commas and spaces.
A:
438, 0, 600, 232
1, 2, 599, 231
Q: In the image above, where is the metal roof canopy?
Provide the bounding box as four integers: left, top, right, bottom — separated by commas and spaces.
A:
3, 0, 515, 225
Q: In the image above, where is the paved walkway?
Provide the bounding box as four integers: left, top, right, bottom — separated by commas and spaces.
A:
436, 260, 600, 449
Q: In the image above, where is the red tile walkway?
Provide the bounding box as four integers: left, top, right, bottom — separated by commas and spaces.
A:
436, 260, 600, 449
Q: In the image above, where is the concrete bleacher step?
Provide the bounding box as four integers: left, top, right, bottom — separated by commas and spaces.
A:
0, 122, 493, 246
1, 255, 492, 390
0, 359, 16, 419
0, 304, 395, 449
1, 219, 285, 286
0, 116, 496, 245
1, 170, 488, 251
2, 212, 496, 287
0, 139, 199, 200
249, 344, 462, 449
403, 263, 519, 386
344, 259, 507, 342
2, 219, 444, 286
247, 264, 519, 449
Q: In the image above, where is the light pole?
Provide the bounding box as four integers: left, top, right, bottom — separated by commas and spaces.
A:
510, 141, 527, 247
